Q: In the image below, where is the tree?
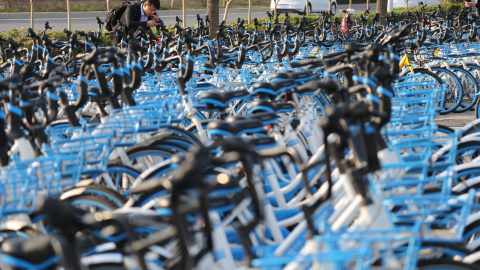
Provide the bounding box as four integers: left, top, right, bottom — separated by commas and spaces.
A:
67, 0, 71, 30
223, 0, 234, 21
208, 0, 219, 38
106, 0, 112, 12
30, 0, 34, 30
376, 0, 388, 25
273, 0, 280, 18
183, 0, 186, 27
248, 0, 251, 24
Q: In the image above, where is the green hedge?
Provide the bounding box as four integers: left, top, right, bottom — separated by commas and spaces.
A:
0, 27, 114, 48
0, 3, 463, 49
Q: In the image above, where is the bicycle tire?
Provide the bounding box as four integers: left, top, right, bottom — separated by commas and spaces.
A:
127, 146, 176, 173
462, 119, 480, 136
417, 258, 479, 269
97, 164, 141, 196
436, 124, 455, 136
455, 165, 480, 183
61, 184, 127, 209
463, 214, 480, 245
150, 135, 193, 153
434, 140, 480, 165
431, 67, 464, 114
475, 98, 480, 119
466, 64, 480, 110
455, 141, 480, 164
449, 66, 478, 113
87, 265, 125, 270
397, 68, 447, 113
313, 93, 330, 119
132, 162, 175, 207
65, 194, 119, 212
164, 125, 203, 146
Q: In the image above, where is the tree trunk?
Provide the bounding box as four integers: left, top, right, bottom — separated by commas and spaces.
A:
107, 0, 111, 12
349, 0, 351, 9
366, 0, 369, 10
171, 0, 175, 8
208, 0, 219, 38
305, 0, 309, 15
328, 0, 331, 14
30, 0, 34, 30
376, 0, 388, 26
274, 0, 279, 18
248, 0, 251, 24
223, 0, 233, 21
183, 0, 186, 28
67, 0, 71, 30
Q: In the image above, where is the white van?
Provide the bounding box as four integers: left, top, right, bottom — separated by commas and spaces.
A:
270, 0, 337, 15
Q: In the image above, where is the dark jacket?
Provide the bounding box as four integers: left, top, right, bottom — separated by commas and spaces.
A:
119, 2, 158, 36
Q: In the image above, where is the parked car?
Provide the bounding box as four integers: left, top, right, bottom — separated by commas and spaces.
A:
270, 0, 337, 15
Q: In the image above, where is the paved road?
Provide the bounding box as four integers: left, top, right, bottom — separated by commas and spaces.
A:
0, 0, 443, 32
0, 4, 375, 32
436, 111, 477, 130
0, 8, 274, 32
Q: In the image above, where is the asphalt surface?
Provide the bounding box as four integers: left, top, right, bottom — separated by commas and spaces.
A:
0, 0, 444, 31
0, 8, 268, 32
0, 4, 375, 32
435, 110, 477, 130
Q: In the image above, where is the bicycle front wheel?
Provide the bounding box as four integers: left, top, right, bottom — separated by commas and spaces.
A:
418, 259, 480, 270
431, 67, 464, 114
449, 66, 478, 113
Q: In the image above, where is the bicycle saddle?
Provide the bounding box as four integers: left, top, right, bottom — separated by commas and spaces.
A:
228, 112, 279, 126
243, 136, 277, 150
252, 78, 298, 97
248, 99, 295, 114
200, 89, 250, 111
1, 235, 57, 268
270, 70, 317, 83
208, 119, 265, 136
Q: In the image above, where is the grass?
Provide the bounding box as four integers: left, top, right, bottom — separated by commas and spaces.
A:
0, 0, 271, 13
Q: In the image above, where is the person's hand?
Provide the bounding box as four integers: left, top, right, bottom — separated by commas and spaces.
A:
465, 1, 476, 7
147, 20, 159, 27
151, 14, 160, 22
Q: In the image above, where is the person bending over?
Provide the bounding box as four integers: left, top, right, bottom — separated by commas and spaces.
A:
113, 0, 162, 45
466, 0, 480, 9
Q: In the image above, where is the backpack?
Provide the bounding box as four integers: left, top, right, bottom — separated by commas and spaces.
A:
105, 1, 131, 31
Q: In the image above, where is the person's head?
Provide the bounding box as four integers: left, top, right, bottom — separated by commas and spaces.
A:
143, 0, 160, 16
